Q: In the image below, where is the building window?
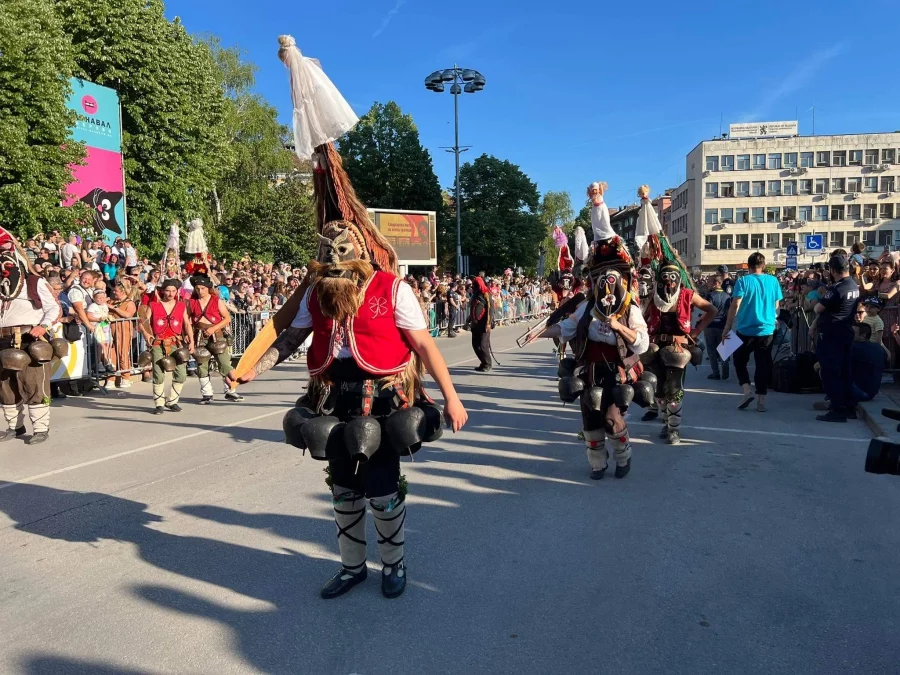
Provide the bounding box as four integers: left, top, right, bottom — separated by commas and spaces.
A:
705, 208, 718, 224
831, 205, 845, 220
784, 152, 798, 168
705, 235, 717, 249
884, 149, 896, 164
799, 205, 812, 221
848, 177, 862, 193
735, 234, 749, 249
864, 203, 877, 219
864, 177, 878, 193
814, 205, 829, 221
848, 204, 861, 220
768, 180, 781, 196
782, 233, 796, 248
753, 154, 766, 169
751, 207, 764, 223
721, 208, 734, 223
849, 150, 863, 165
864, 230, 876, 246
830, 231, 844, 247
800, 152, 814, 168
766, 207, 781, 223
833, 150, 846, 167
846, 232, 860, 246
751, 233, 764, 249
784, 205, 797, 221
720, 234, 733, 249
706, 155, 719, 171
815, 179, 829, 194
815, 151, 830, 167
880, 203, 894, 219
878, 230, 892, 246
736, 207, 749, 224
737, 154, 750, 170
881, 176, 895, 192
706, 182, 718, 198
721, 155, 734, 171
783, 180, 797, 196
737, 181, 750, 197
799, 179, 813, 195
767, 153, 782, 169
830, 178, 845, 194
752, 181, 765, 197
865, 149, 879, 165
721, 182, 735, 197
766, 233, 780, 248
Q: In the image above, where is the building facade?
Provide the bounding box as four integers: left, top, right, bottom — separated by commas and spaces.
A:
677, 131, 900, 270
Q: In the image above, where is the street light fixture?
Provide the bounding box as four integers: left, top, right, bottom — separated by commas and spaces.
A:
424, 65, 486, 275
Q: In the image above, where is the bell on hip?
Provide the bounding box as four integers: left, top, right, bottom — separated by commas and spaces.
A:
585, 385, 604, 411
137, 350, 153, 369
172, 347, 191, 365
557, 356, 577, 379
385, 406, 426, 455
632, 380, 654, 408
688, 345, 704, 367
299, 415, 343, 461
207, 338, 227, 355
158, 355, 177, 373
283, 406, 319, 454
415, 400, 444, 443
611, 383, 635, 408
0, 349, 31, 372
27, 340, 54, 364
639, 370, 658, 391
50, 337, 69, 359
193, 346, 212, 365
344, 416, 382, 464
558, 376, 585, 404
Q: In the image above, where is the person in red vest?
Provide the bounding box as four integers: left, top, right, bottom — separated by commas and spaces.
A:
642, 260, 716, 444
139, 278, 194, 414
228, 219, 467, 601
188, 273, 240, 404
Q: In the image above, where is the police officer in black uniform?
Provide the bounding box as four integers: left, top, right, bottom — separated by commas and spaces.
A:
814, 254, 860, 423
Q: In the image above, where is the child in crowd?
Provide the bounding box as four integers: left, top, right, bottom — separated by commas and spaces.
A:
87, 290, 115, 374
861, 297, 885, 345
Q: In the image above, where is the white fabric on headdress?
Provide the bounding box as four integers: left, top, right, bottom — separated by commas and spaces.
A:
185, 218, 208, 255
165, 223, 180, 253
573, 226, 589, 262
278, 35, 358, 159
635, 199, 662, 255
591, 199, 615, 241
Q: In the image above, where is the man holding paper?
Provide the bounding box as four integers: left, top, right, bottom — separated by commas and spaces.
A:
721, 252, 783, 412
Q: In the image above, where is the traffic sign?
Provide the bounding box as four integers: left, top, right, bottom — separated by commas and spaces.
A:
786, 242, 798, 256
785, 255, 798, 270
805, 234, 824, 252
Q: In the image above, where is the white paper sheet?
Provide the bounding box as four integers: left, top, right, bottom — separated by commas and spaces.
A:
717, 332, 743, 361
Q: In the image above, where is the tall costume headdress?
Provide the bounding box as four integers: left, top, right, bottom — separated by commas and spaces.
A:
635, 185, 694, 295
161, 222, 181, 281
184, 218, 211, 282
0, 227, 31, 310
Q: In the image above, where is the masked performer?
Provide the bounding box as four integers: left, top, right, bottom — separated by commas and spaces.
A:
470, 276, 494, 372
227, 35, 468, 601
139, 279, 194, 414
634, 186, 715, 444
0, 228, 60, 445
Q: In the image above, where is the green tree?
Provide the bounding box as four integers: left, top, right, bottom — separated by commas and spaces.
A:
0, 0, 86, 237
573, 201, 592, 235
538, 190, 574, 272
457, 154, 544, 274
54, 0, 231, 253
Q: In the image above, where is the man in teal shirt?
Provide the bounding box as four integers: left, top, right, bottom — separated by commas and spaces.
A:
722, 252, 783, 412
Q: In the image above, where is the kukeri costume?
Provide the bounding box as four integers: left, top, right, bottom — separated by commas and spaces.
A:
469, 277, 494, 372
0, 228, 60, 444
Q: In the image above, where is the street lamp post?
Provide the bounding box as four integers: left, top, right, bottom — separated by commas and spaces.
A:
424, 66, 486, 276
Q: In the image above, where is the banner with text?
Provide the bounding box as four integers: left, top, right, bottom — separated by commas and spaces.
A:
368, 209, 437, 265
728, 120, 798, 139
62, 78, 127, 245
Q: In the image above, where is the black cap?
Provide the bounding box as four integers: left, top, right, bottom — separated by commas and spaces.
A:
717, 264, 728, 274
191, 275, 213, 289
828, 255, 849, 272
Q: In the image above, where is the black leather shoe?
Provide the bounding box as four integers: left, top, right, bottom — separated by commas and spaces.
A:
0, 426, 26, 442
659, 426, 668, 439
816, 411, 847, 423
165, 403, 183, 412
27, 431, 48, 445
641, 410, 658, 422
589, 466, 607, 480
153, 406, 165, 415
320, 567, 367, 600
381, 559, 406, 599
614, 458, 631, 479
707, 373, 721, 380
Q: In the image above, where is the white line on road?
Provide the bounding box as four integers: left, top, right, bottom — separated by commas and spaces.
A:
628, 421, 868, 443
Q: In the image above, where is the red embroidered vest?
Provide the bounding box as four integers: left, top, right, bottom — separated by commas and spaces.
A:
307, 271, 413, 377
189, 297, 223, 325
150, 300, 186, 339
646, 287, 693, 336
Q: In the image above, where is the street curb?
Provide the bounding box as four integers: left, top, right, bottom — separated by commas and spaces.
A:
858, 393, 895, 439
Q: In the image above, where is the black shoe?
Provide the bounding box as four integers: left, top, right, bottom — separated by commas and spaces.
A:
320, 567, 367, 600
738, 394, 755, 410
0, 426, 26, 442
667, 429, 681, 445
641, 410, 659, 422
816, 411, 847, 423
199, 396, 213, 405
614, 458, 631, 479
27, 431, 48, 445
482, 364, 493, 373
707, 373, 721, 380
659, 426, 668, 439
165, 403, 183, 412
589, 466, 607, 480
474, 365, 486, 372
105, 363, 116, 374
381, 559, 407, 599
153, 406, 165, 415
224, 390, 244, 402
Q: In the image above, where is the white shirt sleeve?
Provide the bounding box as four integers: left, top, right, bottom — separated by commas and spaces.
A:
289, 289, 312, 329
37, 278, 60, 326
394, 281, 427, 331
626, 304, 649, 355
558, 301, 588, 342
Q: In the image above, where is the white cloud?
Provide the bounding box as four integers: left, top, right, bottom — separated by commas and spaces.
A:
372, 0, 406, 39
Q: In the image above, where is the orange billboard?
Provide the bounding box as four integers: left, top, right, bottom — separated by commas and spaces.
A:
367, 209, 437, 265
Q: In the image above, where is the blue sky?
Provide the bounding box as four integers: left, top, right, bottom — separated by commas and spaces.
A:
167, 0, 900, 212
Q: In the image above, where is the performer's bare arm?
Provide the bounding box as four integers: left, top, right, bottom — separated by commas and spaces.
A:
226, 326, 312, 385
402, 328, 468, 433
721, 296, 742, 341
183, 307, 195, 351
607, 316, 638, 345
690, 292, 717, 338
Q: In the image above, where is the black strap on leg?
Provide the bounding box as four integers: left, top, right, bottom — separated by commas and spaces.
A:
334, 504, 366, 546
372, 501, 406, 549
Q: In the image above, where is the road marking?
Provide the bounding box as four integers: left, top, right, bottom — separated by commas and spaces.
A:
628, 421, 868, 443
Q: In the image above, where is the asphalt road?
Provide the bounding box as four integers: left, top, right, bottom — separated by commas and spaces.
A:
1, 325, 898, 675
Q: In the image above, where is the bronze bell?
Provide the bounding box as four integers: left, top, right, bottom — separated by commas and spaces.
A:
172, 346, 191, 365
207, 337, 227, 355
193, 346, 212, 365
158, 355, 177, 373
0, 349, 32, 372
137, 350, 153, 369
27, 340, 54, 364
50, 337, 69, 359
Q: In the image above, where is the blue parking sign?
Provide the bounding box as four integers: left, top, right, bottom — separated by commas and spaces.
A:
805, 234, 824, 251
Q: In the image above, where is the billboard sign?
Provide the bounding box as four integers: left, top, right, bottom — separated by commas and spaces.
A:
728, 120, 798, 139
367, 209, 437, 266
62, 79, 127, 245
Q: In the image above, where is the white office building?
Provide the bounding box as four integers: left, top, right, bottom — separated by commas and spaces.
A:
670, 127, 900, 271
